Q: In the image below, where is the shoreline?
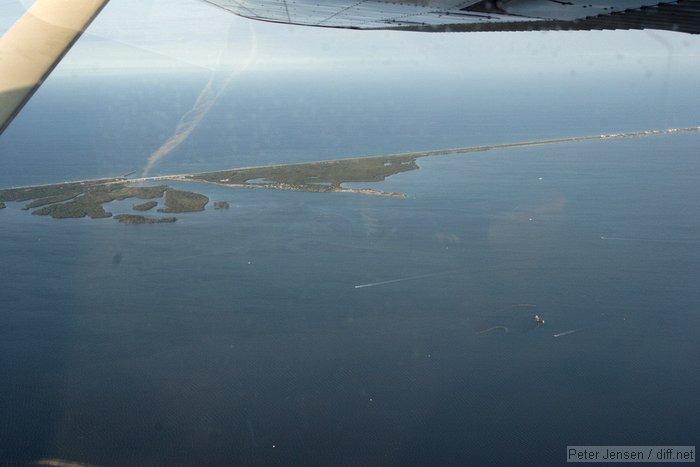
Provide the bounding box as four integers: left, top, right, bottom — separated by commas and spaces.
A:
161, 178, 407, 198
1, 126, 698, 199
131, 126, 700, 185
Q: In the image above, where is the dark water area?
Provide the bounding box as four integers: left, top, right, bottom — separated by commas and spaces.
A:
0, 73, 699, 465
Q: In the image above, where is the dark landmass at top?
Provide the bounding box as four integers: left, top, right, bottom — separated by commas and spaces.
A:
157, 189, 209, 213
133, 201, 158, 211
214, 201, 230, 209
114, 214, 177, 224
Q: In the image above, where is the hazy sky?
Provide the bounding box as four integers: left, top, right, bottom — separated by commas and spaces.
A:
2, 0, 700, 76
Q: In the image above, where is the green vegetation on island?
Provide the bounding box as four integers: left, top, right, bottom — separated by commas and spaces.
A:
0, 182, 173, 221
83, 185, 169, 204
27, 184, 170, 219
32, 201, 112, 219
0, 181, 203, 223
158, 189, 209, 213
133, 201, 158, 211
174, 126, 700, 197
0, 179, 123, 203
22, 192, 79, 210
214, 201, 230, 209
0, 182, 168, 205
186, 155, 416, 197
114, 214, 177, 224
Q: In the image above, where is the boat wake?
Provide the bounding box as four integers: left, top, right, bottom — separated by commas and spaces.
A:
553, 328, 582, 338
354, 271, 456, 289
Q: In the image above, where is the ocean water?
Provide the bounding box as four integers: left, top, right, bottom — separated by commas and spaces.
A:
2, 68, 699, 185
0, 71, 699, 466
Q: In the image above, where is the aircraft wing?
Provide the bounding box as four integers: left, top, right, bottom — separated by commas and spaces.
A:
200, 0, 700, 33
0, 0, 109, 135
0, 0, 698, 137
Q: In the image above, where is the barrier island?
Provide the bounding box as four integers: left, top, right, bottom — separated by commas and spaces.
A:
1, 126, 697, 224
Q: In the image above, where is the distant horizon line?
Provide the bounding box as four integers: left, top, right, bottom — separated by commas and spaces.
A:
2, 125, 697, 192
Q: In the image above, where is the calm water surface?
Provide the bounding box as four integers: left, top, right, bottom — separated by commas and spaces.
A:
0, 74, 698, 465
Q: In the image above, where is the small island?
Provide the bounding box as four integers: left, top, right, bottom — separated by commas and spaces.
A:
157, 189, 209, 213
32, 201, 112, 219
214, 201, 230, 209
0, 202, 5, 209
133, 201, 158, 211
114, 214, 177, 224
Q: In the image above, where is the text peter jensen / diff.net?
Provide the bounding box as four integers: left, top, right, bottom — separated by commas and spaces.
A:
567, 446, 695, 463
